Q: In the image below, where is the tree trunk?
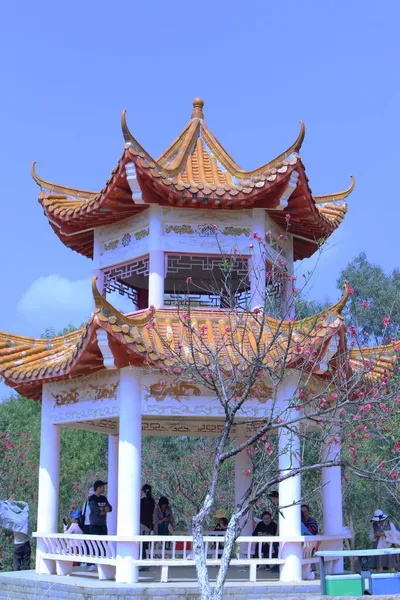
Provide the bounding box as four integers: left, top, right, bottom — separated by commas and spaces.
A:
210, 520, 238, 600
192, 518, 211, 600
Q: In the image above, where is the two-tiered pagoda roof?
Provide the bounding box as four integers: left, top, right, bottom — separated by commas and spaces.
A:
32, 98, 354, 260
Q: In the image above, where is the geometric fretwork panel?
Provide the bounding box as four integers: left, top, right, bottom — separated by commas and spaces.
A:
103, 255, 149, 287
166, 254, 249, 277
105, 279, 139, 303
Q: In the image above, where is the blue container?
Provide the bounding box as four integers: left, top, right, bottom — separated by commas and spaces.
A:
371, 572, 400, 595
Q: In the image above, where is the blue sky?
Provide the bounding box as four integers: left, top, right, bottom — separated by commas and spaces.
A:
1, 1, 399, 399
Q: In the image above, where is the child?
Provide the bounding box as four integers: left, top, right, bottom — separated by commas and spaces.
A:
64, 508, 83, 556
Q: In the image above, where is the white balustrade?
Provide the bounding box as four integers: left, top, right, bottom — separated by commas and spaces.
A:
33, 532, 349, 583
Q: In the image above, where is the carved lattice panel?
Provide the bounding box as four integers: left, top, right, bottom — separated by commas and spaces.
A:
166, 254, 248, 277
103, 255, 149, 286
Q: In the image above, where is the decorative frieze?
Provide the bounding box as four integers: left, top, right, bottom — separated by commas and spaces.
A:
102, 228, 149, 254
49, 371, 120, 407
164, 223, 250, 238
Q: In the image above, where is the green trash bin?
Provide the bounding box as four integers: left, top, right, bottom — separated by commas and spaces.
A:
325, 574, 363, 596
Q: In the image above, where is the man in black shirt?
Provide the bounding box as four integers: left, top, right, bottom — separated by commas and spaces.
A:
252, 510, 278, 566
89, 480, 112, 536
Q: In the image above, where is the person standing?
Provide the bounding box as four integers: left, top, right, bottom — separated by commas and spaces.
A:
0, 499, 31, 571
370, 509, 400, 572
12, 501, 31, 571
89, 480, 112, 535
81, 487, 94, 534
140, 484, 155, 570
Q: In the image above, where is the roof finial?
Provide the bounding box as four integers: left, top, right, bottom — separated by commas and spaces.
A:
192, 97, 204, 119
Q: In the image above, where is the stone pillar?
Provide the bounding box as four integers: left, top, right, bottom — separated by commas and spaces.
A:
107, 434, 119, 535
148, 204, 164, 308
249, 208, 266, 309
235, 438, 253, 557
322, 434, 344, 573
36, 384, 61, 574
116, 368, 142, 584
278, 372, 302, 582
234, 437, 253, 537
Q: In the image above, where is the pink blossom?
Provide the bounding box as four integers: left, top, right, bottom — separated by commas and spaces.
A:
146, 322, 155, 330
245, 469, 251, 477
348, 325, 357, 339
383, 316, 390, 327
331, 392, 338, 400
391, 472, 398, 480
205, 371, 212, 380
253, 307, 260, 314
348, 286, 354, 295
248, 243, 254, 249
362, 300, 369, 308
225, 327, 232, 333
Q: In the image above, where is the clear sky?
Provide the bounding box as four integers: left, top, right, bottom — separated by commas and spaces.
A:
0, 1, 399, 399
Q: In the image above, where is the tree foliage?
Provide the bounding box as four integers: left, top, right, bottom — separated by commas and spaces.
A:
338, 252, 400, 345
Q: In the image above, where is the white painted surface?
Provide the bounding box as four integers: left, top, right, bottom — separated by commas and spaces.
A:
321, 433, 344, 573
36, 385, 61, 574
249, 208, 266, 309
116, 368, 142, 583
148, 204, 164, 308
277, 372, 302, 582
107, 434, 119, 535
234, 438, 253, 537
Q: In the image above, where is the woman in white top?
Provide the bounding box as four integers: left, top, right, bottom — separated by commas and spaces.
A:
64, 508, 83, 554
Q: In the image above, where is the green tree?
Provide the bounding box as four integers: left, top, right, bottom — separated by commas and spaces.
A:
338, 252, 400, 345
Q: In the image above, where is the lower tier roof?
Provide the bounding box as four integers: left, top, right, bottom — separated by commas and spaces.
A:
0, 281, 396, 400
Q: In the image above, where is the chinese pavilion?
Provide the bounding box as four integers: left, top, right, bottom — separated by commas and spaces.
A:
0, 98, 396, 585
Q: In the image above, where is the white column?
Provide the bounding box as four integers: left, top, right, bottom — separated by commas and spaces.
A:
277, 372, 302, 582
234, 437, 253, 538
148, 204, 164, 308
36, 384, 61, 574
107, 434, 119, 535
322, 434, 344, 573
249, 208, 266, 309
116, 368, 142, 584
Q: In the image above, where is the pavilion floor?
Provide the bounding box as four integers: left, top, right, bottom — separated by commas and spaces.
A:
0, 567, 320, 600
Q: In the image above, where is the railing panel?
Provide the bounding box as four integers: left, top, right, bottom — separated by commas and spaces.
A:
33, 531, 351, 582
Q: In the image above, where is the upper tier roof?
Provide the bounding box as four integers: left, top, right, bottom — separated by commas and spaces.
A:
32, 98, 354, 260
0, 281, 396, 401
